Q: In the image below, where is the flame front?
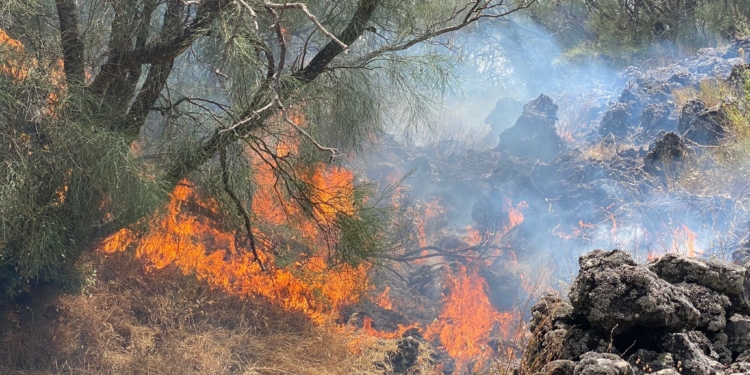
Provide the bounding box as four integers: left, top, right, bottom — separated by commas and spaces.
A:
101, 158, 367, 324
425, 264, 517, 373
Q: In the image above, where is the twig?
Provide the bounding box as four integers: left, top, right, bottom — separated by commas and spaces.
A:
263, 1, 349, 52
282, 115, 341, 161
219, 101, 275, 133
235, 0, 259, 30
220, 148, 266, 271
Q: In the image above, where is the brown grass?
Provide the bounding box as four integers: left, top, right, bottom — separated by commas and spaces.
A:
0, 252, 428, 375
672, 78, 732, 110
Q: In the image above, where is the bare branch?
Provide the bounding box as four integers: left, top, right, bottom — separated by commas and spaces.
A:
235, 0, 260, 30
220, 148, 266, 271
357, 0, 537, 64
282, 115, 341, 161
263, 1, 350, 52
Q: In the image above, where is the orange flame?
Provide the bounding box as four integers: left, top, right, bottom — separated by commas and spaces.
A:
101, 132, 365, 325
425, 264, 517, 373
377, 286, 394, 310
503, 199, 527, 233
672, 225, 701, 258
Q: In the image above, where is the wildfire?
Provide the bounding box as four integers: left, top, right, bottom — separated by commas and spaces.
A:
0, 28, 65, 115
425, 264, 518, 373
377, 286, 394, 310
503, 199, 527, 234
646, 225, 703, 261
672, 225, 701, 258
101, 137, 366, 324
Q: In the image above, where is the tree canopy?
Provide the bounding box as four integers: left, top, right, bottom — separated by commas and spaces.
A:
0, 0, 535, 296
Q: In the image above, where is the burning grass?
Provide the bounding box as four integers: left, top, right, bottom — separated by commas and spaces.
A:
0, 252, 429, 375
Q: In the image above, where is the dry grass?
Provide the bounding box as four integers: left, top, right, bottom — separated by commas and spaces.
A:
0, 252, 425, 375
672, 78, 732, 109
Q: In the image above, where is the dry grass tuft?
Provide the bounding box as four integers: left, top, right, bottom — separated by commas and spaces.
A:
0, 252, 423, 375
672, 78, 732, 109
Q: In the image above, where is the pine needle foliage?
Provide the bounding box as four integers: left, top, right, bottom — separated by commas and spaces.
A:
0, 0, 537, 298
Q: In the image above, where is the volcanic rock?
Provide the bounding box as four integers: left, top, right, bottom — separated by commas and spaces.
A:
658, 333, 725, 375
573, 352, 633, 375
599, 102, 634, 137
570, 250, 700, 334
628, 350, 676, 375
676, 283, 731, 332
543, 360, 577, 375
726, 314, 750, 357
677, 98, 728, 145
642, 132, 696, 178
648, 253, 750, 312
639, 103, 676, 133
388, 335, 421, 374
495, 94, 565, 162
484, 97, 524, 145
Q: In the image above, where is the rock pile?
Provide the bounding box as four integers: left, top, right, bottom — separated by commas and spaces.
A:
527, 250, 750, 375
495, 94, 565, 162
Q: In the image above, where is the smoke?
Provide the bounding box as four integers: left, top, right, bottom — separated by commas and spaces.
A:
366, 9, 750, 303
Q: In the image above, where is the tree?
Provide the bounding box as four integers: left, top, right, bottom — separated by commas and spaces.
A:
0, 0, 536, 296
530, 0, 750, 64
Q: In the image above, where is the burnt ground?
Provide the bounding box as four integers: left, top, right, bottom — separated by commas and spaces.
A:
342, 37, 750, 374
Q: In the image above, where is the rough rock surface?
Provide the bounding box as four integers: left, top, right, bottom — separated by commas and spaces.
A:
643, 132, 696, 178
529, 250, 750, 375
495, 94, 565, 162
599, 102, 634, 137
570, 250, 700, 334
677, 98, 728, 145
648, 253, 750, 312
543, 360, 577, 375
574, 352, 633, 375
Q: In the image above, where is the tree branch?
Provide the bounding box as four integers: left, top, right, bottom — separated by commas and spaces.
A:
220, 148, 265, 271
357, 0, 537, 64
292, 0, 382, 83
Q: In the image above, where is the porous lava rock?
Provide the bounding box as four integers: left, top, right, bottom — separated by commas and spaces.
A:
676, 283, 731, 332
658, 333, 725, 375
527, 250, 750, 375
628, 350, 676, 375
388, 335, 421, 374
569, 250, 700, 334
573, 352, 633, 375
677, 98, 728, 145
639, 103, 676, 133
484, 97, 524, 145
495, 94, 564, 162
599, 102, 634, 137
643, 132, 696, 178
543, 360, 577, 375
648, 253, 750, 312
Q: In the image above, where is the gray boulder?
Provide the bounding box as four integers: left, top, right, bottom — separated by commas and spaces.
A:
649, 253, 750, 312
570, 250, 700, 334
659, 333, 725, 375
543, 360, 577, 375
677, 282, 731, 332
727, 314, 750, 356
574, 352, 633, 375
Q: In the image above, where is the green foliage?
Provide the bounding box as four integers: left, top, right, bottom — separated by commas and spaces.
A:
0, 73, 168, 297
531, 0, 750, 65
0, 0, 534, 300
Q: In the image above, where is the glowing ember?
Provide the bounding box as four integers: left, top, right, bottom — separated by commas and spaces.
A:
425, 264, 517, 373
